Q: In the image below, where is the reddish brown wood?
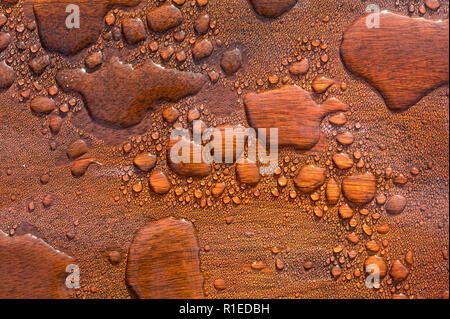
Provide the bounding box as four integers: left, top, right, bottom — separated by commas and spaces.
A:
149, 170, 171, 194
56, 57, 206, 128
0, 232, 73, 299
244, 86, 349, 150
167, 136, 212, 177
293, 165, 327, 193
0, 0, 448, 301
146, 3, 183, 33
342, 173, 377, 206
249, 0, 297, 18
31, 0, 142, 55
126, 218, 204, 299
236, 158, 261, 186
341, 12, 449, 111
0, 60, 15, 90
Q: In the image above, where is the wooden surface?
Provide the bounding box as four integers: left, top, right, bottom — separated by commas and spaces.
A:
31, 0, 142, 55
244, 86, 349, 150
249, 0, 298, 18
293, 165, 326, 193
342, 173, 377, 206
0, 0, 449, 300
341, 12, 449, 111
0, 231, 72, 299
0, 60, 15, 89
56, 57, 206, 128
167, 136, 212, 177
126, 217, 204, 299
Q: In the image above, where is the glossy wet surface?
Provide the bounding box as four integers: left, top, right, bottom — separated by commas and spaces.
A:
341, 11, 449, 111
0, 0, 448, 299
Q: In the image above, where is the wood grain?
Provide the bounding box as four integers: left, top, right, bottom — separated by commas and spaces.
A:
342, 173, 377, 206
56, 57, 206, 128
244, 86, 349, 150
0, 232, 73, 299
167, 136, 212, 177
293, 165, 327, 193
126, 218, 204, 299
0, 60, 15, 90
0, 0, 448, 300
31, 0, 142, 55
248, 0, 297, 18
236, 158, 261, 186
341, 12, 449, 111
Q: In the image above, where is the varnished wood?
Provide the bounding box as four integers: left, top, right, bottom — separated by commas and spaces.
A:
342, 173, 377, 206
341, 12, 449, 111
56, 57, 206, 128
0, 60, 15, 90
32, 0, 142, 55
126, 218, 204, 299
167, 136, 212, 177
244, 86, 349, 150
0, 0, 448, 300
0, 232, 73, 299
248, 0, 297, 18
